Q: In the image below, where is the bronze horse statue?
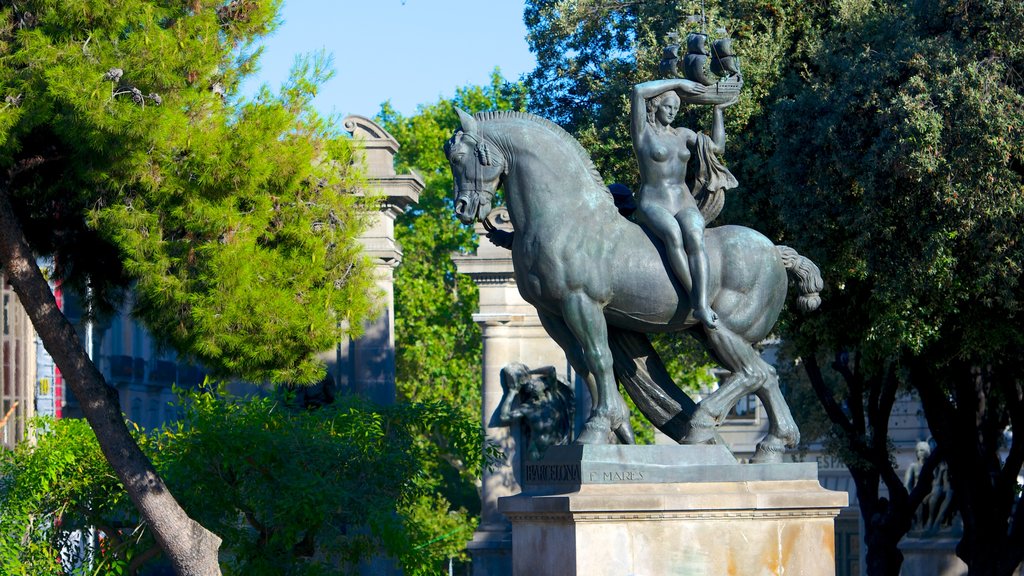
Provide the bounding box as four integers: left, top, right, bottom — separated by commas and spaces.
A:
445, 109, 822, 463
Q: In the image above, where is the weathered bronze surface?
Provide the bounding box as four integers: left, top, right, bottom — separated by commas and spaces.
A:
445, 108, 822, 463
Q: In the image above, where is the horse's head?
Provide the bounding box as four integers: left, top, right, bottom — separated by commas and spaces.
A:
445, 108, 504, 225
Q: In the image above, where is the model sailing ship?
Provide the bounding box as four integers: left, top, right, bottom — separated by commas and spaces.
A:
659, 28, 742, 105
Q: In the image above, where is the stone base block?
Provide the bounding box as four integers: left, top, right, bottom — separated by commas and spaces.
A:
501, 480, 845, 576
898, 536, 967, 576
499, 446, 847, 576
467, 524, 512, 576
898, 536, 1024, 576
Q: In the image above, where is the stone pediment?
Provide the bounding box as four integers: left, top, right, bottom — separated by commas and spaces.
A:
343, 115, 400, 177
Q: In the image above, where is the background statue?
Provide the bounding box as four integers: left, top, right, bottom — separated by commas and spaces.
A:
924, 460, 956, 531
497, 363, 575, 461
630, 78, 738, 329
445, 108, 822, 462
904, 439, 958, 533
904, 440, 932, 528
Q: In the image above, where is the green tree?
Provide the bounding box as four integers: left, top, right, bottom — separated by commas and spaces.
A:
0, 391, 487, 576
150, 389, 484, 576
767, 0, 1024, 573
0, 1, 378, 572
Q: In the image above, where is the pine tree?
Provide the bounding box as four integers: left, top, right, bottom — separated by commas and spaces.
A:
0, 1, 378, 573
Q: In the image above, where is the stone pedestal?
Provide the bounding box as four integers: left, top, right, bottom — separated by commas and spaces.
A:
898, 536, 967, 576
500, 445, 848, 576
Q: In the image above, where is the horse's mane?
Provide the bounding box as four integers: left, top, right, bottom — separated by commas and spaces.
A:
474, 111, 607, 191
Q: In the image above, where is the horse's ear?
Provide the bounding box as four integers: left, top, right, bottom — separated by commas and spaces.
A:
455, 107, 478, 133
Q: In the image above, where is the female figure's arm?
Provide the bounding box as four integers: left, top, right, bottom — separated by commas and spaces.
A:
630, 79, 706, 141
498, 367, 525, 424
709, 97, 738, 154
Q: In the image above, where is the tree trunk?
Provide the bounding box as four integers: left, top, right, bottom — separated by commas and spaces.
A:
0, 189, 222, 575
803, 353, 935, 576
913, 359, 1024, 576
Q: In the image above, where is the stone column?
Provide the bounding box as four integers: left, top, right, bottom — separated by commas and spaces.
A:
327, 116, 422, 406
453, 211, 573, 576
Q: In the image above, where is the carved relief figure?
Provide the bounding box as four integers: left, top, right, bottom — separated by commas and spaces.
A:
497, 363, 575, 461
925, 460, 955, 531
905, 439, 958, 533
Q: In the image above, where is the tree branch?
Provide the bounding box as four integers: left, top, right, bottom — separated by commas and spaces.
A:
877, 362, 900, 440
0, 400, 18, 430
833, 350, 866, 435
803, 353, 855, 436
127, 544, 162, 575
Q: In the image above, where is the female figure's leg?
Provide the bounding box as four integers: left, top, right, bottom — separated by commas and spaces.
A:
677, 206, 718, 329
637, 203, 693, 295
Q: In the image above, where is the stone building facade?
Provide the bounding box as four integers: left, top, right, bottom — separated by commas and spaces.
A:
0, 278, 37, 449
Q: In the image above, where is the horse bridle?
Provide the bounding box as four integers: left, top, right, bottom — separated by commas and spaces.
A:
453, 131, 499, 224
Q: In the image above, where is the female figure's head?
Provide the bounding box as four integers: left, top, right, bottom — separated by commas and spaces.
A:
916, 440, 931, 461
646, 90, 681, 127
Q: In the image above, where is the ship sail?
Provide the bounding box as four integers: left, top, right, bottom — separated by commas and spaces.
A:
683, 33, 716, 86
659, 43, 681, 77
709, 38, 740, 77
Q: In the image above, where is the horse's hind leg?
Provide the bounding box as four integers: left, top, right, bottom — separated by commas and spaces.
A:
684, 326, 767, 444
751, 373, 800, 464
693, 327, 799, 463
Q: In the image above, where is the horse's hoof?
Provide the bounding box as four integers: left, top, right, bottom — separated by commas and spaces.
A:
681, 414, 718, 445
613, 419, 635, 444
681, 429, 718, 445
577, 419, 611, 444
751, 437, 786, 464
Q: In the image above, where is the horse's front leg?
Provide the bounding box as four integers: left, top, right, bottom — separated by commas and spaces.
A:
560, 293, 634, 444
537, 312, 597, 412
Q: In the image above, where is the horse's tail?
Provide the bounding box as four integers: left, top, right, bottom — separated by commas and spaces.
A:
608, 328, 725, 445
776, 245, 823, 313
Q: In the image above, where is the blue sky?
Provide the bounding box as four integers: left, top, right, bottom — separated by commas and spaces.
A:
242, 0, 536, 118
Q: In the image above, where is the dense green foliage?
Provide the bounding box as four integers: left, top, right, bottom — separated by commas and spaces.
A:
0, 418, 128, 575
768, 0, 1024, 572
0, 0, 377, 384
773, 0, 1024, 362
0, 390, 486, 575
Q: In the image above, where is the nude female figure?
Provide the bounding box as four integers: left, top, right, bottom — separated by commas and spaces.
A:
630, 78, 736, 329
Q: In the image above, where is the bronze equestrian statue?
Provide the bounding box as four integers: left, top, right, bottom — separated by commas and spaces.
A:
444, 106, 821, 463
